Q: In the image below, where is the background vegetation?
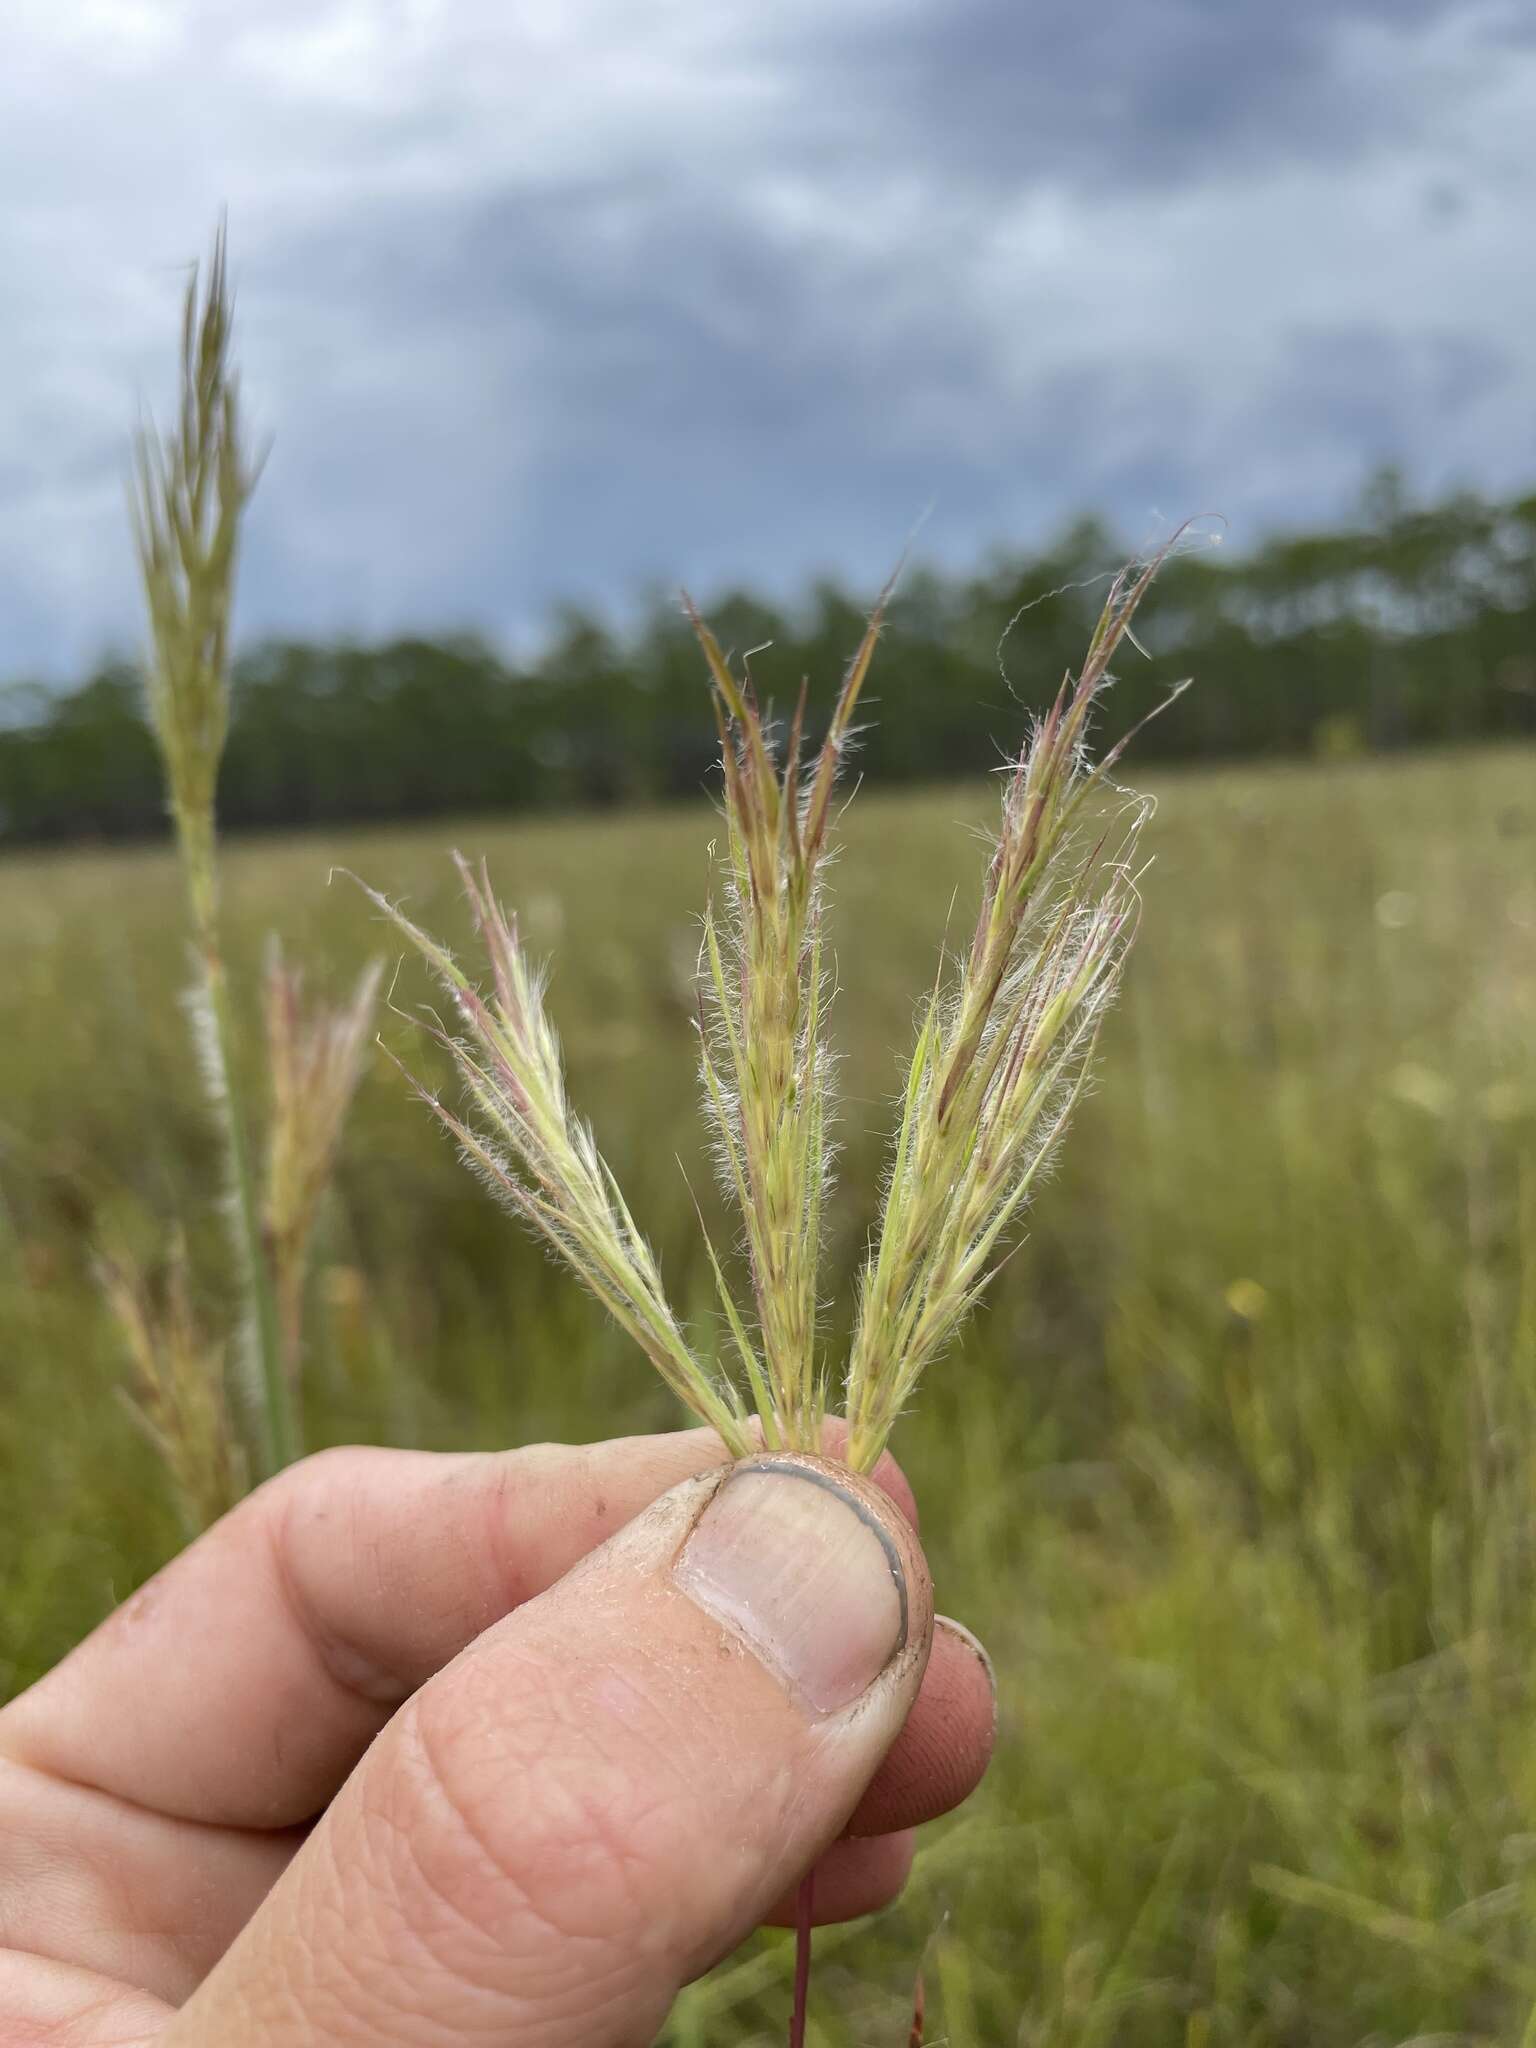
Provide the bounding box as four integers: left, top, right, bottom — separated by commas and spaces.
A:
4, 472, 1536, 846
3, 726, 1533, 2042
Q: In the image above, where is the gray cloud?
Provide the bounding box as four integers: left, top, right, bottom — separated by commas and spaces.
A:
1, 0, 1533, 674
811, 0, 1485, 192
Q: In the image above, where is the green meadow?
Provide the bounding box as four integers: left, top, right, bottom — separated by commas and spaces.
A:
3, 742, 1534, 2044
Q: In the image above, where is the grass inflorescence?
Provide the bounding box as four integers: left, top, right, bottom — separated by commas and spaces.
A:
130, 224, 293, 1474
114, 225, 376, 1500
364, 551, 1181, 1469
844, 557, 1183, 1466
262, 942, 382, 1388
96, 1234, 247, 1537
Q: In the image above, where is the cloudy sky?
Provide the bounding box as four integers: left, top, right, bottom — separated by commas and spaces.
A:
2, 0, 1534, 676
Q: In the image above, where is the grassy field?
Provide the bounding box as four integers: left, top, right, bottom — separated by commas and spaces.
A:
2, 743, 1535, 2044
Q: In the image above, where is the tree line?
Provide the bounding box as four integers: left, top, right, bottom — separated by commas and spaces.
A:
3, 472, 1533, 847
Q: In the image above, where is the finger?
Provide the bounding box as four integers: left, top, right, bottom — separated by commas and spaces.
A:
0, 1435, 723, 1826
0, 1605, 991, 2007
164, 1453, 934, 2048
0, 1751, 296, 2003
0, 1951, 171, 2048
0, 1425, 915, 1831
845, 1615, 996, 1837
764, 1830, 917, 1927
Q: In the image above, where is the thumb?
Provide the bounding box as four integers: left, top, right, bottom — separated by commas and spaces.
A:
166, 1452, 933, 2048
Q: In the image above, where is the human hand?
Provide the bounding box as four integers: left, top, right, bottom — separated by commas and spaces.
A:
0, 1426, 994, 2044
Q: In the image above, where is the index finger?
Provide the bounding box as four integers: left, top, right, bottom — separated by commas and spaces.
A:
0, 1424, 921, 1830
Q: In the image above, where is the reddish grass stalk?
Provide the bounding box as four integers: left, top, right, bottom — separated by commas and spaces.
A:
790, 1871, 815, 2048
907, 1961, 926, 2046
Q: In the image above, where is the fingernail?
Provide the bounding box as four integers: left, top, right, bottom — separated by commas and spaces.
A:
674, 1459, 908, 1714
935, 1614, 998, 1724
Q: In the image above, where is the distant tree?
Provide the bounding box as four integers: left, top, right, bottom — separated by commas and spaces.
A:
1, 476, 1532, 847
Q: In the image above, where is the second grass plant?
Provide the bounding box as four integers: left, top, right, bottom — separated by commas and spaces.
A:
132, 228, 297, 1475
